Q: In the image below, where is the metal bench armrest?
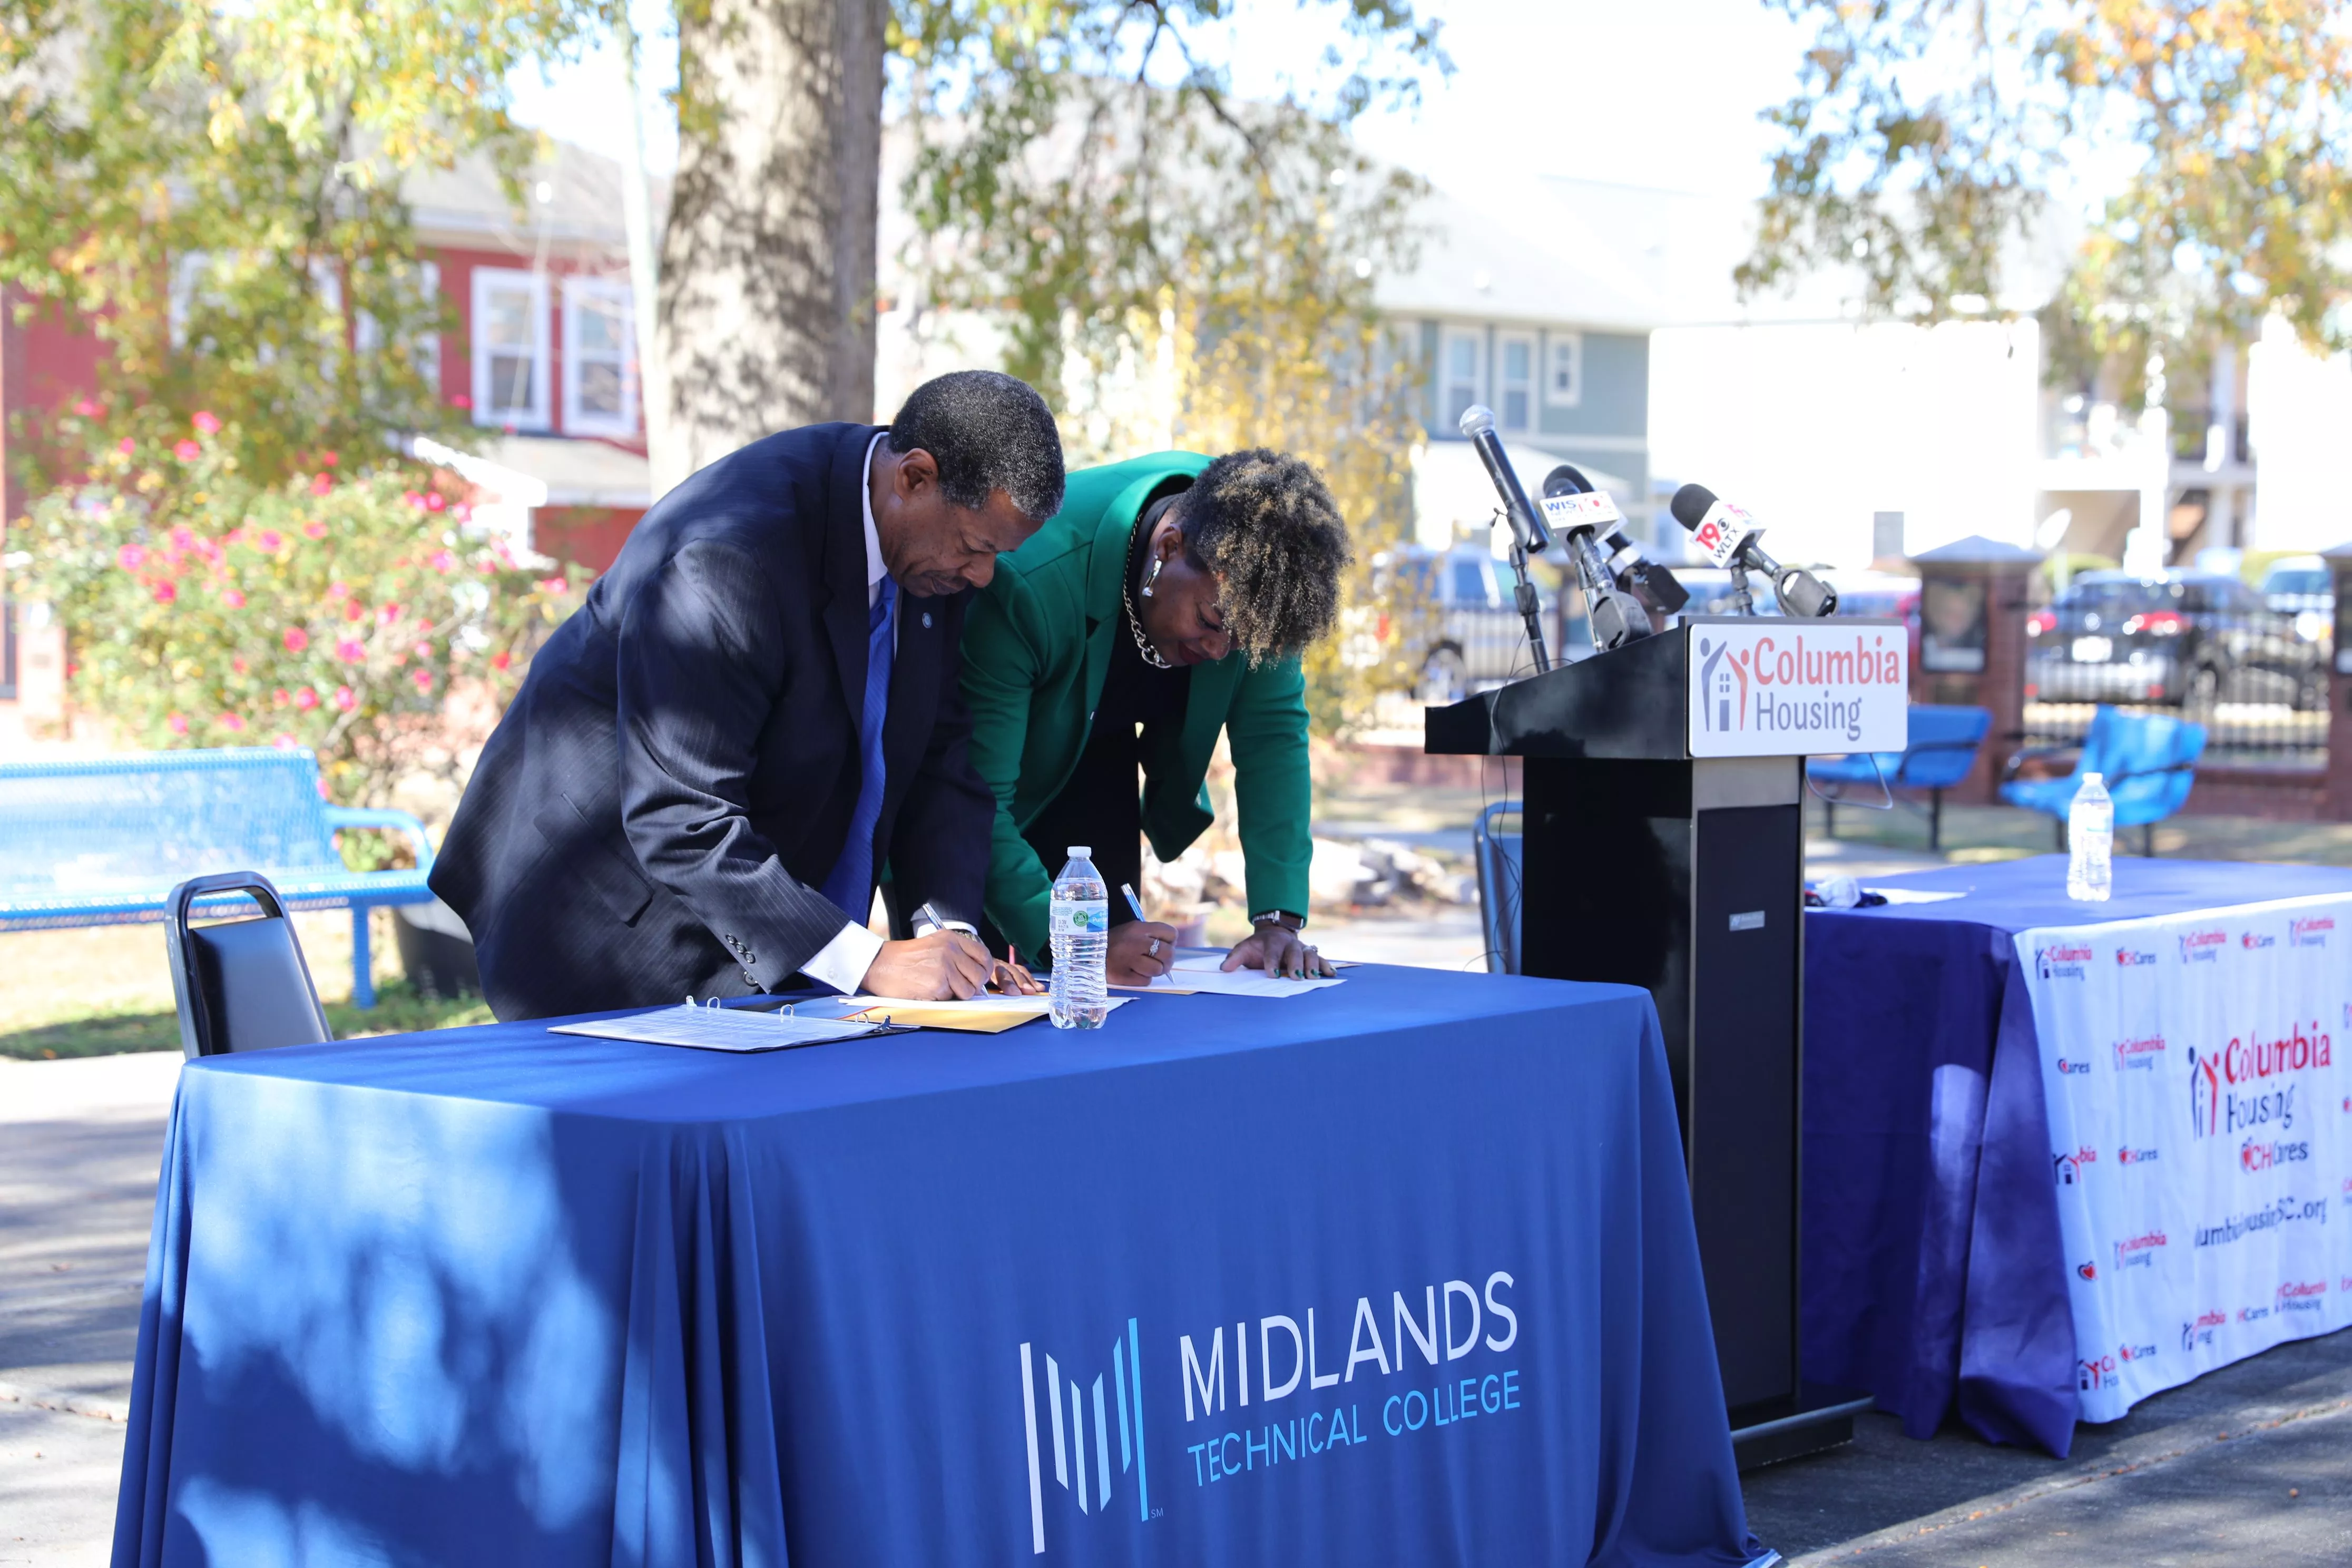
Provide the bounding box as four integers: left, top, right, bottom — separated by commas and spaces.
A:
1889, 737, 1985, 785
322, 807, 437, 875
2001, 743, 2076, 785
2103, 760, 2198, 791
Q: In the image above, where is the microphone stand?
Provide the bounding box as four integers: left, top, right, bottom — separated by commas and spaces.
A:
1498, 513, 1552, 675
1728, 561, 1758, 617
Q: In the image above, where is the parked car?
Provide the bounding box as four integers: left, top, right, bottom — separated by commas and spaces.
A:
2260, 555, 2332, 614
2025, 571, 2326, 710
1375, 546, 1586, 703
2259, 556, 2335, 650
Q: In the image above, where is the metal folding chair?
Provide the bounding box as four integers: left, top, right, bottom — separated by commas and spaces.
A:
165, 871, 334, 1058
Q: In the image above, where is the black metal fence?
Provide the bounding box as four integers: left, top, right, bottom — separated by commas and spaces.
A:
2019, 699, 2327, 769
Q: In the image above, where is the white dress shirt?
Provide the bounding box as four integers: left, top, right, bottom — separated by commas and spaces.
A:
798, 434, 892, 994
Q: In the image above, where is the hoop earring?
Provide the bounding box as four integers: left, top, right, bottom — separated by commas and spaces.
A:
1141, 557, 1164, 598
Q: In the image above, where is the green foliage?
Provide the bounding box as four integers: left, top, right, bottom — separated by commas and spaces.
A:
0, 0, 472, 487
1743, 1, 2352, 377
8, 406, 586, 806
893, 1, 1443, 730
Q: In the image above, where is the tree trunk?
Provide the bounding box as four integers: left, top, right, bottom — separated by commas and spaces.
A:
656, 0, 885, 494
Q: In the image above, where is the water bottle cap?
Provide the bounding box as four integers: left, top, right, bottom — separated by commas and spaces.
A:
1066, 846, 1091, 858
2082, 772, 2102, 786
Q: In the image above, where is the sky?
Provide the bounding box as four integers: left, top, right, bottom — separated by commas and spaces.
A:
504, 0, 1818, 201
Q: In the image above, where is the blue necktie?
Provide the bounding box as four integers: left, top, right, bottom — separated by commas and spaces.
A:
819, 577, 895, 924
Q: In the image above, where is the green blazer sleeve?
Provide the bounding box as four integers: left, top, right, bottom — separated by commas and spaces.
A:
1224, 655, 1314, 922
958, 567, 1062, 961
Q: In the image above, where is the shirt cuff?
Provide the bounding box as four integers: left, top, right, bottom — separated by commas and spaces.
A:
802, 920, 885, 995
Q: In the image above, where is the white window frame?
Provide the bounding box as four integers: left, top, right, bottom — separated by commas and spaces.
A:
471, 267, 551, 432
561, 275, 638, 438
1495, 330, 1536, 433
1441, 327, 1485, 429
1544, 331, 1584, 409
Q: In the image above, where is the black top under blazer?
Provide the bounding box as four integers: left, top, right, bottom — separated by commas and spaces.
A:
430, 422, 994, 1020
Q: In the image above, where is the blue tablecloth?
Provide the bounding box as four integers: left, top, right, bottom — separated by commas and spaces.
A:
1801, 854, 2352, 1456
113, 963, 1768, 1567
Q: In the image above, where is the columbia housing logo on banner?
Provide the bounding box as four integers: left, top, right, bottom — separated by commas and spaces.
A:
2015, 895, 2352, 1421
1687, 620, 1908, 758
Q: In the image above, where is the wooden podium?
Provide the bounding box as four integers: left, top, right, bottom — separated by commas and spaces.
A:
1428, 618, 1906, 1465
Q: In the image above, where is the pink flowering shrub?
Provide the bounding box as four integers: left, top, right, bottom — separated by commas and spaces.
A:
10, 408, 586, 807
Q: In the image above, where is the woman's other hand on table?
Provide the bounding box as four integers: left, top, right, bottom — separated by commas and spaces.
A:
1222, 924, 1334, 979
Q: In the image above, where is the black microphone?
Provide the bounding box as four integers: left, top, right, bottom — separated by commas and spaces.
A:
1516, 459, 1648, 650
1667, 484, 1838, 618
1457, 405, 1555, 556
1540, 465, 1689, 616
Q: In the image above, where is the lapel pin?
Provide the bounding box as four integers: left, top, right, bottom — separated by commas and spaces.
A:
921, 611, 933, 629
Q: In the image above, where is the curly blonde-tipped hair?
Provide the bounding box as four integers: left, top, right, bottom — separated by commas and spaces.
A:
1179, 449, 1353, 664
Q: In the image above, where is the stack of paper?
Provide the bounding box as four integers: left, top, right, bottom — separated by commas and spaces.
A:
552, 1005, 894, 1053
1115, 956, 1346, 998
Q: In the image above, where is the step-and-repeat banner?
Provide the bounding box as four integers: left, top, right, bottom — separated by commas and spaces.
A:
2015, 894, 2352, 1423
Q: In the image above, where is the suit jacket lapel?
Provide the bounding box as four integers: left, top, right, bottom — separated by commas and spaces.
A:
822, 425, 885, 730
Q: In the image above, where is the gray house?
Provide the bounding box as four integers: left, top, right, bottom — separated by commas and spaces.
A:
1380, 178, 1674, 548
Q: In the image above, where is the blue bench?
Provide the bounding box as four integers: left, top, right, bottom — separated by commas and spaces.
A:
1999, 705, 2207, 857
1808, 703, 1993, 851
0, 747, 436, 1008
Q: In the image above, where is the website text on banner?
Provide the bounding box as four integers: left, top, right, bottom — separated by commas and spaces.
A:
1688, 620, 1908, 759
2015, 895, 2352, 1423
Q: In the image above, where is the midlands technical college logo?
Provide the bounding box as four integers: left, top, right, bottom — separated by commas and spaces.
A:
1018, 1321, 1151, 1555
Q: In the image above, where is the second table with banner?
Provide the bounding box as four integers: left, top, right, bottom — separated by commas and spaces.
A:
1803, 855, 2352, 1455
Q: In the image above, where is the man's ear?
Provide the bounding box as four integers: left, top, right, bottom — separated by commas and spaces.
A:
894, 447, 938, 499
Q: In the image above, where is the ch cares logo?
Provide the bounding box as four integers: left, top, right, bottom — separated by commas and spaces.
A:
2116, 947, 2158, 967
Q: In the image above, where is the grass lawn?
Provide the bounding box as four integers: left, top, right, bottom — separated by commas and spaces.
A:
0, 912, 492, 1060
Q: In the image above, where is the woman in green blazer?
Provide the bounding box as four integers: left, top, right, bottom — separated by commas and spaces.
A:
959, 448, 1351, 985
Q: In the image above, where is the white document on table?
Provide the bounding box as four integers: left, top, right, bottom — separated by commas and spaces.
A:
1119, 956, 1347, 998
1865, 888, 1969, 905
551, 1005, 894, 1053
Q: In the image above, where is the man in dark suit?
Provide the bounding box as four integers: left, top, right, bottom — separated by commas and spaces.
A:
431, 370, 1064, 1020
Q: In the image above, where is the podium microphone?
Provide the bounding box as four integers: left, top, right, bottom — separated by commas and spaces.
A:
1541, 465, 1689, 618
1456, 405, 1554, 673
1668, 483, 1839, 618
1524, 462, 1653, 651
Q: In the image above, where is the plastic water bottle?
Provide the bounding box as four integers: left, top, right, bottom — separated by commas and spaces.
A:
1049, 846, 1110, 1028
2067, 772, 2113, 902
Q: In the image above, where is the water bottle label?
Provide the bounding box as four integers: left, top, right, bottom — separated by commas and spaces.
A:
1051, 900, 1109, 936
